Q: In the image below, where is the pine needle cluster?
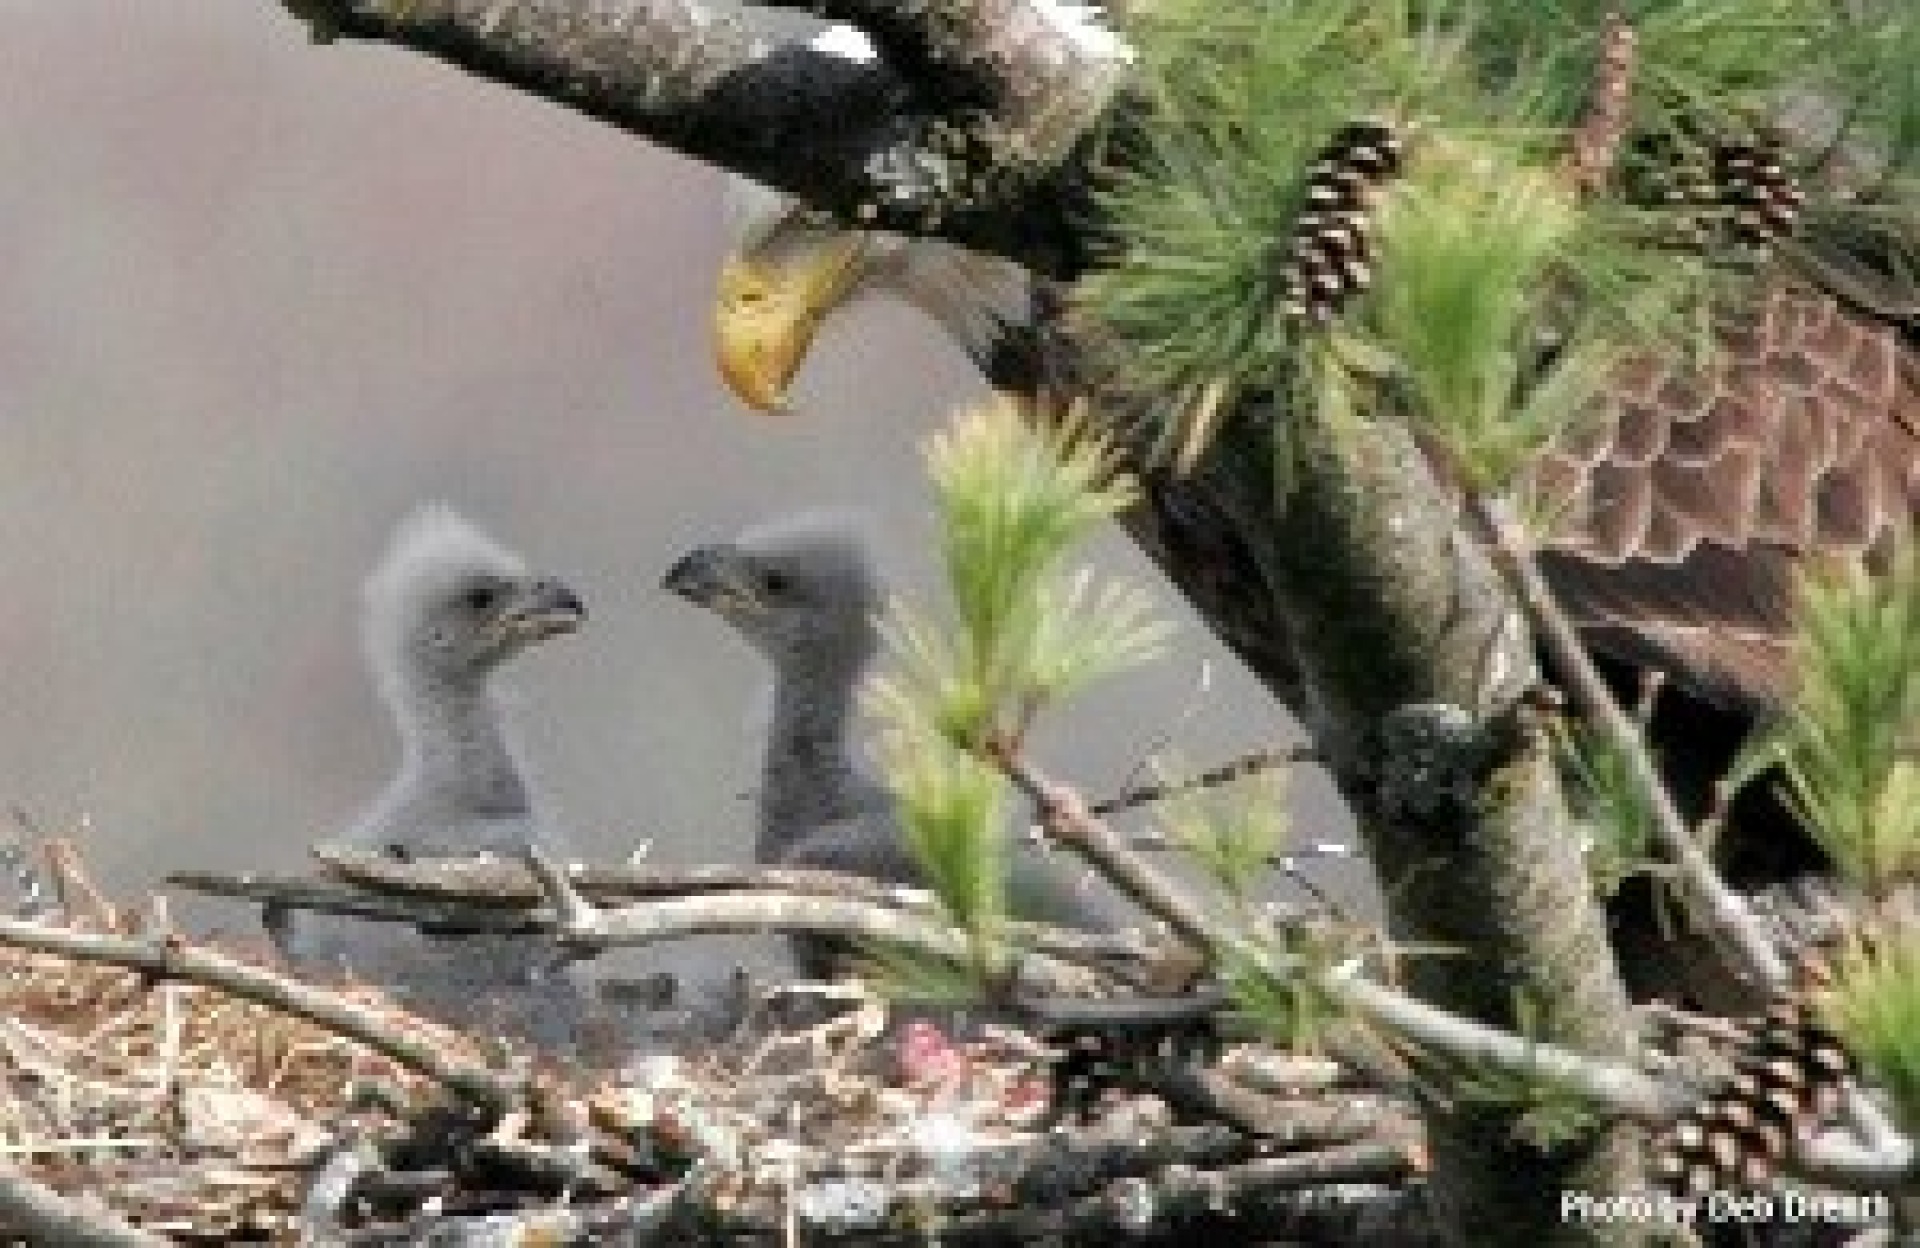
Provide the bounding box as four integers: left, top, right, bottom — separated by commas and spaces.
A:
865, 398, 1167, 975
1823, 931, 1920, 1137
1760, 556, 1920, 1137
1762, 555, 1920, 892
1077, 0, 1918, 483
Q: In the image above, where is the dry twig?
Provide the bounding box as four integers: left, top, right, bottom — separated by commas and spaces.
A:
0, 1162, 167, 1247
520, 849, 1120, 998
0, 916, 518, 1111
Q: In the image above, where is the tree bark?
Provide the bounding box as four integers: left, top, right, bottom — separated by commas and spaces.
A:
1128, 395, 1654, 1244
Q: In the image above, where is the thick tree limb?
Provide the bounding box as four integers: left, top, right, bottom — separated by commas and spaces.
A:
271, 0, 1101, 272
751, 0, 1133, 167
1117, 399, 1660, 1243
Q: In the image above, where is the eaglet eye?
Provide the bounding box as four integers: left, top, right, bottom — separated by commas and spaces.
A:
463, 582, 502, 612
761, 569, 794, 599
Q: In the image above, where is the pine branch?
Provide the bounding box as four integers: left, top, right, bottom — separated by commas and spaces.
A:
1564, 10, 1636, 196
985, 750, 1690, 1123
1467, 492, 1790, 993
995, 748, 1232, 953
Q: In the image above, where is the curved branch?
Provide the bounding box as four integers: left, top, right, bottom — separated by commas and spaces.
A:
0, 1165, 166, 1248
175, 856, 1149, 970
270, 0, 1103, 273
0, 916, 519, 1111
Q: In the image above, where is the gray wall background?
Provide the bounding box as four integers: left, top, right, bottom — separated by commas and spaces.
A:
0, 3, 1356, 949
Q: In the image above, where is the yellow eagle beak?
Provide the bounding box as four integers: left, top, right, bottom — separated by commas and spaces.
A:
712, 226, 872, 414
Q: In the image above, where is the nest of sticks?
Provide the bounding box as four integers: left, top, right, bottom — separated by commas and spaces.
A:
0, 835, 1430, 1245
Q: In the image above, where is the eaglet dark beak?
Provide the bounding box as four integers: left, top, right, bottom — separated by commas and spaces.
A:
662, 545, 762, 613
498, 576, 587, 643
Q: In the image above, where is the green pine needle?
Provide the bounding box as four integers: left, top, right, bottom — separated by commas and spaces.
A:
1763, 554, 1920, 892
881, 725, 1012, 973
863, 398, 1174, 987
1155, 763, 1289, 906
1823, 930, 1920, 1135
917, 399, 1162, 741
1078, 0, 1913, 475
1554, 720, 1658, 898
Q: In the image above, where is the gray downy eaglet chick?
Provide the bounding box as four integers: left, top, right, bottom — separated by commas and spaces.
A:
663, 512, 1135, 977
274, 504, 589, 1045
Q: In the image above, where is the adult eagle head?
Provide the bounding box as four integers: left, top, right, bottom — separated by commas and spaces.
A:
713, 26, 1050, 415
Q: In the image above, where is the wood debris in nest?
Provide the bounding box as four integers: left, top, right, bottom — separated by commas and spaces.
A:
0, 835, 1428, 1245
0, 840, 485, 1240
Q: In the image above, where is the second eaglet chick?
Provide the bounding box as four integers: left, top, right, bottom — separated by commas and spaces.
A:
663, 512, 1135, 979
273, 505, 589, 1047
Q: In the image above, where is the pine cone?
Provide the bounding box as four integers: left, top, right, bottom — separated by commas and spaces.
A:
1653, 997, 1854, 1195
1279, 119, 1405, 324
1713, 138, 1805, 249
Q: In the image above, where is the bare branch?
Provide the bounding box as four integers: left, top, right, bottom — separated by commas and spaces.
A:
0, 916, 519, 1111
1083, 744, 1319, 820
935, 1142, 1419, 1242
0, 1163, 167, 1248
168, 870, 550, 934
1154, 1065, 1422, 1147
520, 847, 1117, 996
997, 750, 1234, 953
1469, 493, 1789, 991
306, 845, 954, 909
332, 1184, 692, 1246
176, 856, 1149, 971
